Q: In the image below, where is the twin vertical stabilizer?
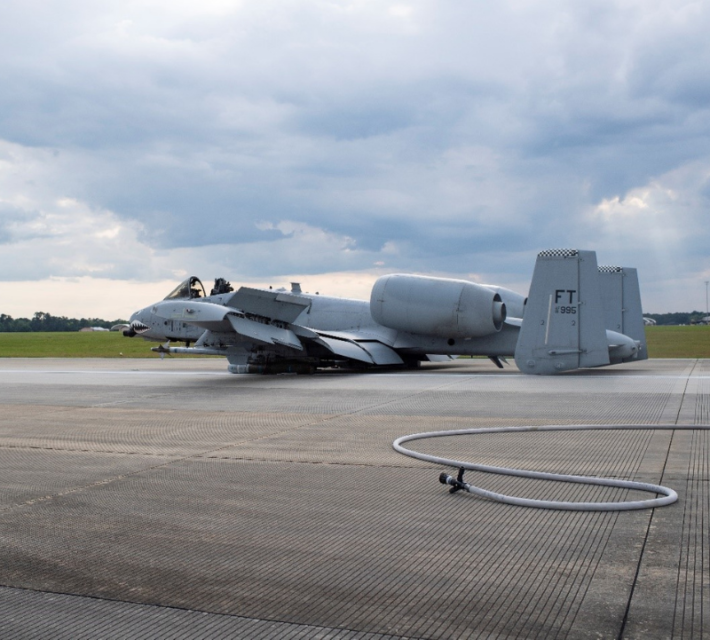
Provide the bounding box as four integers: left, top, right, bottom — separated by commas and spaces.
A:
597, 266, 648, 363
515, 249, 622, 374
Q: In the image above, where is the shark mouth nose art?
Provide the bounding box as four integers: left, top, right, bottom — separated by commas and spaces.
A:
131, 321, 150, 334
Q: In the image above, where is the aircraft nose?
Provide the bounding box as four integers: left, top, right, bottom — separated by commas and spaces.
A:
123, 309, 151, 337
124, 320, 149, 336
132, 319, 150, 333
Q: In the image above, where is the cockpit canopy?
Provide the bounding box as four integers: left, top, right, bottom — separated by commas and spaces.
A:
164, 276, 206, 300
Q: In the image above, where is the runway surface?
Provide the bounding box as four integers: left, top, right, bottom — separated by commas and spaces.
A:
0, 357, 708, 639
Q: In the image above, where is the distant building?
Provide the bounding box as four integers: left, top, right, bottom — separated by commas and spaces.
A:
79, 327, 110, 332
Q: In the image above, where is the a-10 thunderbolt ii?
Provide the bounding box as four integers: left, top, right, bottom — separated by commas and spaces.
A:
123, 249, 647, 375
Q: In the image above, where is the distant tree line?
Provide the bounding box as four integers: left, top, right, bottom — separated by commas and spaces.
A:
0, 312, 127, 332
0, 310, 707, 332
644, 311, 709, 326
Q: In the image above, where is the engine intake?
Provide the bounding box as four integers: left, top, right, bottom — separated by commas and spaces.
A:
371, 274, 506, 338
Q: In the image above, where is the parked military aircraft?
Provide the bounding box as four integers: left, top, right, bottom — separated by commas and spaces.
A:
123, 249, 647, 375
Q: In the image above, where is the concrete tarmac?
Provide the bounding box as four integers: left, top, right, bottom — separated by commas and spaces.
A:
0, 357, 708, 639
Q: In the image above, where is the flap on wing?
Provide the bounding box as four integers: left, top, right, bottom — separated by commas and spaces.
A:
291, 324, 320, 339
226, 287, 310, 323
228, 315, 303, 351
357, 341, 403, 365
316, 328, 398, 346
311, 330, 402, 365
316, 336, 374, 364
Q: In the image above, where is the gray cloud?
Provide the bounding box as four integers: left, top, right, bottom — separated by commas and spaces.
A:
0, 204, 36, 244
0, 0, 709, 312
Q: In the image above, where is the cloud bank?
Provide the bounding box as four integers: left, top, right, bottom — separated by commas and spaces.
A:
1, 0, 709, 316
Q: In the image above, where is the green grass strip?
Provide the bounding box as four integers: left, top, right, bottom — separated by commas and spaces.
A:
644, 325, 710, 358
0, 325, 708, 359
0, 332, 164, 358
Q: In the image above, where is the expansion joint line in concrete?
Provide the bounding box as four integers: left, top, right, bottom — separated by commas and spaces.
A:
618, 425, 677, 639
0, 453, 189, 514
673, 359, 699, 425
0, 585, 398, 640
1, 376, 466, 515
184, 373, 469, 454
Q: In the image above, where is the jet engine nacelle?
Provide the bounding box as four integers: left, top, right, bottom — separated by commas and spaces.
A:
370, 274, 506, 338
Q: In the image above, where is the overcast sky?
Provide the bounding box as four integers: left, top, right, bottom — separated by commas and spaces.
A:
1, 0, 709, 319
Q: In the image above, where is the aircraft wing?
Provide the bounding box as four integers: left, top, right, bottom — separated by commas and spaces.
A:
153, 299, 301, 350
228, 315, 303, 350
225, 287, 310, 323
155, 285, 411, 366
224, 289, 404, 362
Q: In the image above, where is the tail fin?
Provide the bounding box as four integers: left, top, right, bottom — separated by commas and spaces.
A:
515, 249, 610, 374
597, 265, 648, 362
